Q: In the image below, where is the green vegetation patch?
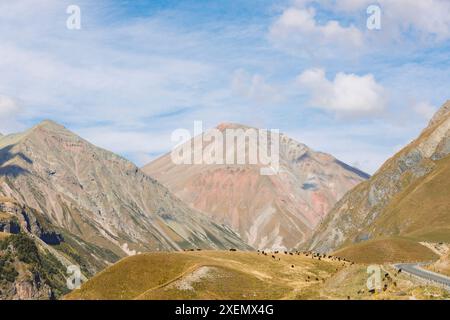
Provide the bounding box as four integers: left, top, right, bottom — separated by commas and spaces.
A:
0, 233, 69, 297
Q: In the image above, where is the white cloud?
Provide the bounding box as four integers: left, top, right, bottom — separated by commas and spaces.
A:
269, 7, 363, 56
0, 1, 280, 161
0, 95, 20, 117
297, 68, 386, 117
0, 0, 447, 173
0, 95, 22, 134
385, 0, 450, 41
287, 123, 400, 174
413, 102, 436, 120
77, 128, 170, 155
269, 0, 450, 59
77, 126, 177, 166
298, 0, 450, 41
133, 152, 157, 167
231, 69, 282, 105
0, 41, 214, 125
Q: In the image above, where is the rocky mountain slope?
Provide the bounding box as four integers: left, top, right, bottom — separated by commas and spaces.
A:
143, 123, 369, 250
0, 198, 71, 299
0, 121, 250, 276
0, 196, 97, 280
309, 100, 450, 254
0, 232, 68, 300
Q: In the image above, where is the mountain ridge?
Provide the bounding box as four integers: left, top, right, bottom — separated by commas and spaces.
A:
144, 123, 369, 250
0, 120, 251, 275
308, 100, 450, 255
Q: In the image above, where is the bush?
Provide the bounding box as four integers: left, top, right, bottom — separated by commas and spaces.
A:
0, 255, 18, 283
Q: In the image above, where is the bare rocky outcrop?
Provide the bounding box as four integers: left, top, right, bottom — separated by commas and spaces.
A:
13, 279, 53, 300
0, 209, 20, 234
0, 220, 68, 300
0, 198, 63, 244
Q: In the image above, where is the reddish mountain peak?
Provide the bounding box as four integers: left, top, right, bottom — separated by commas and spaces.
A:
143, 126, 369, 250
32, 119, 66, 132
215, 122, 253, 132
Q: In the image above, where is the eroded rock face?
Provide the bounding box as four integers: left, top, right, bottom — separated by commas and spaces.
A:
0, 121, 251, 267
143, 123, 369, 250
309, 100, 450, 253
0, 217, 20, 234
0, 199, 63, 244
13, 280, 52, 300
0, 227, 67, 300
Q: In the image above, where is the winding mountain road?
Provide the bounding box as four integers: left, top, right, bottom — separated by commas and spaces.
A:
393, 263, 450, 290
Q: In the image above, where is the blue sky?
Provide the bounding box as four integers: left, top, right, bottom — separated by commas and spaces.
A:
1, 0, 450, 173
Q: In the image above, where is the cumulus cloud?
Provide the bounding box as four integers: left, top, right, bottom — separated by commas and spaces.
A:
269, 7, 363, 56
296, 0, 450, 41
384, 0, 450, 41
269, 0, 450, 59
1, 0, 448, 173
296, 68, 386, 117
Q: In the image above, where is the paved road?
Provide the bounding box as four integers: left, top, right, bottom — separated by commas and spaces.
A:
393, 263, 450, 290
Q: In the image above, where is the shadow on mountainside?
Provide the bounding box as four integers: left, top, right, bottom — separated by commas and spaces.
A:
0, 144, 32, 177
334, 159, 370, 179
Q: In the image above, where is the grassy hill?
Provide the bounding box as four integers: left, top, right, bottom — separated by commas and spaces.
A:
368, 156, 450, 242
308, 154, 450, 264
333, 238, 438, 264
308, 101, 450, 264
65, 250, 450, 300
328, 155, 450, 265
65, 250, 348, 300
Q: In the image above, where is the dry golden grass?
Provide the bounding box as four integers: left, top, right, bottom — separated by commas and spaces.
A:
65, 250, 347, 300
333, 238, 438, 264
318, 264, 450, 300
65, 250, 450, 300
0, 231, 11, 240
0, 197, 16, 202
428, 253, 450, 277
370, 156, 450, 243
0, 211, 12, 220
65, 252, 200, 300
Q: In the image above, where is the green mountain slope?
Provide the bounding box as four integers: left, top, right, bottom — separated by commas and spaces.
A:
0, 225, 69, 299
309, 100, 450, 259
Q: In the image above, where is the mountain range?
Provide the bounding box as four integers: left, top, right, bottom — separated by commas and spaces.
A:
0, 120, 251, 298
1, 100, 449, 299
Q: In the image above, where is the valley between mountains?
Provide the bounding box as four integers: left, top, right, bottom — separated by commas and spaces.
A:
1, 101, 449, 300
